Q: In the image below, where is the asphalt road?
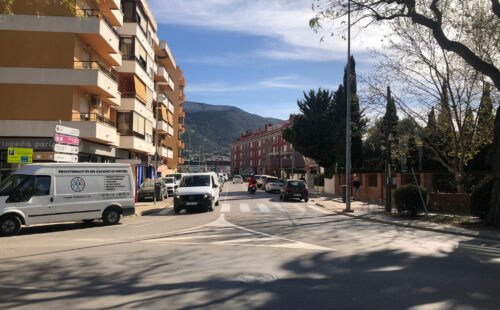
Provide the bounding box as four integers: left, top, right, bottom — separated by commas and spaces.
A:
1, 183, 500, 309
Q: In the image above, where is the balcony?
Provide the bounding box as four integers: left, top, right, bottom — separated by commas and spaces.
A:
178, 157, 185, 165
119, 23, 155, 59
0, 62, 120, 104
118, 130, 155, 154
155, 66, 169, 83
157, 146, 168, 159
158, 41, 177, 69
71, 113, 119, 145
0, 14, 121, 65
117, 59, 155, 90
156, 119, 173, 133
118, 93, 155, 123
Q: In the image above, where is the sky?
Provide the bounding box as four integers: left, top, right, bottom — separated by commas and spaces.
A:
150, 0, 383, 120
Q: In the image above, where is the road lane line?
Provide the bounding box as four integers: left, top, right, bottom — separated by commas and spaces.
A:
221, 203, 230, 213
240, 203, 250, 212
257, 203, 270, 213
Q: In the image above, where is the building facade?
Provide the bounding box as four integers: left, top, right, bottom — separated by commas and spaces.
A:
231, 120, 305, 176
0, 0, 186, 186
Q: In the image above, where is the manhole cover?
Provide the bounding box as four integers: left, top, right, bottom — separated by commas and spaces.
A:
236, 273, 277, 283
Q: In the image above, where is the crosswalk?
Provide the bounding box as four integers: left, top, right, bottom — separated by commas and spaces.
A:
216, 201, 321, 214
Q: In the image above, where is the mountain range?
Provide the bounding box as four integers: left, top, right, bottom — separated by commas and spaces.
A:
182, 101, 283, 158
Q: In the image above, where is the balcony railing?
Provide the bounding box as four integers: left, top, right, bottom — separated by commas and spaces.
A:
73, 112, 116, 127
75, 9, 120, 39
118, 129, 145, 139
74, 61, 118, 83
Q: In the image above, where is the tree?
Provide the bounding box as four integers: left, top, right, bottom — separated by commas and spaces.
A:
310, 0, 500, 225
283, 89, 339, 170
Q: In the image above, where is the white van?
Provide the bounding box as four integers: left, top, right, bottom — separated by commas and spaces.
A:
173, 172, 220, 213
0, 163, 135, 236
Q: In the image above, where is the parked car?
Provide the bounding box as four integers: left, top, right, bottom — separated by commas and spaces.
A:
0, 163, 135, 236
265, 177, 283, 193
233, 175, 244, 184
138, 179, 168, 202
174, 172, 220, 213
255, 175, 263, 188
161, 177, 178, 195
166, 173, 185, 187
280, 180, 309, 202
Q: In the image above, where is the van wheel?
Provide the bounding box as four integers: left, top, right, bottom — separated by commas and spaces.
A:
215, 200, 219, 207
102, 207, 121, 225
0, 215, 22, 237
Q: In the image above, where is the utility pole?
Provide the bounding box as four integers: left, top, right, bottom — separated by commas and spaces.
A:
153, 103, 159, 205
344, 0, 352, 212
385, 87, 393, 213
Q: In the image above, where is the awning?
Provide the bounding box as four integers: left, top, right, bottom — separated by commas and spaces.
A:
160, 105, 168, 122
134, 75, 147, 103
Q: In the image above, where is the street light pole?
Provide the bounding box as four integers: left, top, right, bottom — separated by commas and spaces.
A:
345, 0, 352, 212
153, 103, 159, 205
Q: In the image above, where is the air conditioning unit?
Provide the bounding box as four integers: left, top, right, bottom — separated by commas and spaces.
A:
91, 95, 102, 107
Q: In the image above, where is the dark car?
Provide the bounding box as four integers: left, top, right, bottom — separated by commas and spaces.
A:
280, 180, 309, 202
138, 179, 168, 202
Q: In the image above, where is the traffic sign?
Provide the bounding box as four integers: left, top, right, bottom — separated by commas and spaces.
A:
53, 143, 79, 154
54, 134, 80, 146
7, 147, 33, 164
55, 125, 80, 137
53, 153, 79, 163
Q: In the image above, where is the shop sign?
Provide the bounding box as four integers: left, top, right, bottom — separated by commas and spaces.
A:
7, 147, 33, 164
54, 134, 80, 146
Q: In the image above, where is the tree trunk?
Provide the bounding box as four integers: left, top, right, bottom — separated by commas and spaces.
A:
485, 107, 500, 226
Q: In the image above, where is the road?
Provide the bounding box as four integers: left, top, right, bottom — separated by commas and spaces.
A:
1, 182, 500, 309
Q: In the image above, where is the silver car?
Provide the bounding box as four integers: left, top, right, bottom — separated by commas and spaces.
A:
265, 178, 282, 193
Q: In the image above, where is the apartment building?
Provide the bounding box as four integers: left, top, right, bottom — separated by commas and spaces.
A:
0, 0, 186, 185
231, 120, 305, 176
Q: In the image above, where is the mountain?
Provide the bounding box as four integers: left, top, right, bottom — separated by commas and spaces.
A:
182, 101, 283, 158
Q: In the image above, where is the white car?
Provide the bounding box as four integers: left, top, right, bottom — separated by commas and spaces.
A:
162, 177, 178, 195
174, 173, 220, 213
265, 178, 283, 193
233, 175, 243, 184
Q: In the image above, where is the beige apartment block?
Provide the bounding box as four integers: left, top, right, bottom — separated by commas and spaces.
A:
0, 0, 185, 182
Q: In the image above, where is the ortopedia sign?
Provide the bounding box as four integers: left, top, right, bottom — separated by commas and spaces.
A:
7, 147, 33, 164
54, 134, 80, 146
53, 143, 79, 154
55, 125, 80, 137
53, 153, 79, 163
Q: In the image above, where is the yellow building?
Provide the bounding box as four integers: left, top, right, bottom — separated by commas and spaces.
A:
0, 0, 186, 183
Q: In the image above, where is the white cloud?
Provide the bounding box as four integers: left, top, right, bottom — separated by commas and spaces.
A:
150, 0, 386, 62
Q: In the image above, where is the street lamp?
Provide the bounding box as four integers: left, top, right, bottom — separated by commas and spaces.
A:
385, 132, 394, 213
344, 0, 353, 212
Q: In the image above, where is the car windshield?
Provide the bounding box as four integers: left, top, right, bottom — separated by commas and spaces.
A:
288, 181, 305, 187
167, 174, 183, 181
163, 178, 175, 184
267, 178, 279, 183
234, 175, 242, 179
141, 180, 155, 188
0, 174, 35, 196
180, 175, 211, 187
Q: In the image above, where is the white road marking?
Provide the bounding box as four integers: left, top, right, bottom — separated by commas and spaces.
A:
271, 203, 287, 213
257, 203, 270, 213
240, 203, 250, 213
221, 203, 231, 213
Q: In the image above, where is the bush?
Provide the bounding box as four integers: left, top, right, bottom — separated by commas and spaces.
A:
314, 173, 325, 186
470, 176, 493, 219
394, 185, 429, 217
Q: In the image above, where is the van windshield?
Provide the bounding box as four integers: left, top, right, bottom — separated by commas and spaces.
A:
180, 175, 211, 187
0, 174, 34, 196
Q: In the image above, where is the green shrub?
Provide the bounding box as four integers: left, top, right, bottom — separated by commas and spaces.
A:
470, 176, 493, 219
314, 173, 325, 186
395, 185, 428, 217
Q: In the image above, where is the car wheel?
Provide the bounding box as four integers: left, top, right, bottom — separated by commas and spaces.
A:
215, 200, 219, 206
304, 198, 309, 203
0, 215, 22, 237
102, 207, 121, 225
174, 207, 180, 214
283, 195, 288, 201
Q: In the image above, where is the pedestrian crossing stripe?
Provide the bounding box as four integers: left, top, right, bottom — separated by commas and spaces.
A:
257, 204, 270, 213
218, 202, 327, 215
221, 203, 230, 212
240, 203, 250, 213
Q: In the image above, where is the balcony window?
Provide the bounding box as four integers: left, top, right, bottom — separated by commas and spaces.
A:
120, 36, 134, 60
118, 111, 152, 141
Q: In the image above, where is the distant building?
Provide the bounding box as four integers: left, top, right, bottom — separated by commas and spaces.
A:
231, 120, 305, 176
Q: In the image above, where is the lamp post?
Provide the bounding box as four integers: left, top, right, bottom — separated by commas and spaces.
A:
344, 0, 353, 212
385, 133, 394, 213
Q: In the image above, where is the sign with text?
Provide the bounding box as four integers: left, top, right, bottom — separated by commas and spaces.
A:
53, 143, 79, 154
7, 147, 33, 164
53, 153, 79, 163
54, 134, 80, 146
55, 125, 80, 137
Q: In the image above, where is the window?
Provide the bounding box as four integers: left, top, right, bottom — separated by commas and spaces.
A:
34, 176, 51, 196
136, 42, 147, 70
133, 114, 145, 135
119, 37, 134, 59
145, 120, 153, 143
122, 1, 135, 22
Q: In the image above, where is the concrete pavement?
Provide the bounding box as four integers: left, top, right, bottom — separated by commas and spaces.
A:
311, 194, 500, 241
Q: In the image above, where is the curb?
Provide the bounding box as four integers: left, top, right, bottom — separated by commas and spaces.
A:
314, 202, 500, 242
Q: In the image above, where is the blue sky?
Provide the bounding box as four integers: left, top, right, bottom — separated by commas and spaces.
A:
151, 0, 380, 119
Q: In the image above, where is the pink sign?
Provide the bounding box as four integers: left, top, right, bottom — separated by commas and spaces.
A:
54, 134, 80, 146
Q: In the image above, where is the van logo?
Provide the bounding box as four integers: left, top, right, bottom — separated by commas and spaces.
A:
70, 177, 86, 192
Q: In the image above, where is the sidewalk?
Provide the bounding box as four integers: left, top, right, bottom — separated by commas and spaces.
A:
134, 199, 173, 216
310, 193, 500, 242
